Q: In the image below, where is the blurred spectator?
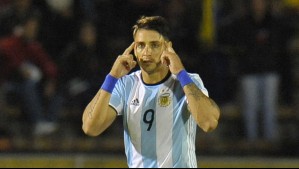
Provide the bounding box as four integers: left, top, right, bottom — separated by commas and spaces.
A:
58, 20, 109, 133
0, 13, 60, 136
162, 0, 201, 73
0, 0, 40, 37
232, 0, 283, 143
40, 0, 79, 61
271, 0, 295, 106
198, 0, 232, 105
78, 0, 98, 21
0, 0, 11, 12
0, 128, 12, 151
289, 40, 299, 119
287, 12, 299, 113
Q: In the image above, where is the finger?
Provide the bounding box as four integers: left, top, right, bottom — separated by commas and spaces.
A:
161, 52, 170, 66
160, 51, 166, 64
124, 60, 136, 71
167, 41, 176, 53
130, 61, 137, 69
122, 55, 135, 70
161, 53, 165, 65
123, 42, 135, 55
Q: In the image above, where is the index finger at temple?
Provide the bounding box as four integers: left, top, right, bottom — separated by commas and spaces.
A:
167, 42, 176, 53
123, 42, 135, 55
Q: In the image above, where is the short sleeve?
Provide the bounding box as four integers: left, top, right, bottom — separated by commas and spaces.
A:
189, 73, 209, 97
109, 79, 125, 116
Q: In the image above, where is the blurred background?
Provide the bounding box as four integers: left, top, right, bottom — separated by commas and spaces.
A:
0, 0, 298, 167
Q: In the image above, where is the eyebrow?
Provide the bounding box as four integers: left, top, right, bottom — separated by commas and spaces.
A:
135, 41, 162, 43
135, 34, 164, 43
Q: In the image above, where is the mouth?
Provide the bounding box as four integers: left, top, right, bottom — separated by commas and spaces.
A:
140, 58, 153, 64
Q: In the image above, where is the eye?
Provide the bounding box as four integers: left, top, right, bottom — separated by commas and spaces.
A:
151, 43, 160, 49
137, 43, 145, 49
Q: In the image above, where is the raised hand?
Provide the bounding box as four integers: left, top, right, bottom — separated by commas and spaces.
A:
109, 42, 137, 78
161, 42, 184, 75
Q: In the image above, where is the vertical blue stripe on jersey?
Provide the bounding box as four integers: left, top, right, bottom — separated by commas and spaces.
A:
123, 78, 133, 167
124, 126, 132, 166
124, 76, 145, 167
171, 81, 185, 167
141, 86, 158, 168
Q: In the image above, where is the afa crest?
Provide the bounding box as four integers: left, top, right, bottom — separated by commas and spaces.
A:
158, 93, 171, 107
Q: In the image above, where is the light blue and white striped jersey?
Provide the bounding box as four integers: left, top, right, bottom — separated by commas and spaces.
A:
109, 70, 209, 168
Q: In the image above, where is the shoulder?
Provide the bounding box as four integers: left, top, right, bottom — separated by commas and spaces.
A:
0, 37, 27, 54
122, 70, 141, 80
179, 72, 202, 82
174, 72, 205, 86
189, 73, 205, 84
189, 73, 209, 96
188, 73, 200, 78
117, 70, 142, 86
0, 36, 19, 47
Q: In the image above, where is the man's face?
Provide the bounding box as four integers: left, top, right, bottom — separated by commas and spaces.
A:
23, 18, 39, 41
134, 29, 166, 74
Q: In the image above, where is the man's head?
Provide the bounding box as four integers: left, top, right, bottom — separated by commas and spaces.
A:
132, 16, 170, 74
14, 12, 41, 41
132, 16, 170, 41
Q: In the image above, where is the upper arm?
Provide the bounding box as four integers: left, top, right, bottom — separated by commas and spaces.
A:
102, 106, 118, 130
89, 105, 117, 136
190, 74, 209, 97
108, 105, 118, 119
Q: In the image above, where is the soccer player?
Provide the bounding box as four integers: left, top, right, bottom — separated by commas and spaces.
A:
82, 16, 220, 168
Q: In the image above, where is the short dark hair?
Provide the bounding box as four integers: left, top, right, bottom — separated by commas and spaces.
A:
132, 16, 170, 40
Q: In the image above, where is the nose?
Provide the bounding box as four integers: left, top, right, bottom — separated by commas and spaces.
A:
143, 45, 152, 55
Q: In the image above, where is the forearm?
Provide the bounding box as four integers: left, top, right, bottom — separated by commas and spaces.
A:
82, 90, 114, 136
82, 74, 119, 136
184, 83, 220, 132
82, 42, 136, 136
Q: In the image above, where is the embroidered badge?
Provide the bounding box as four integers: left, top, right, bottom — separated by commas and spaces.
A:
158, 93, 171, 107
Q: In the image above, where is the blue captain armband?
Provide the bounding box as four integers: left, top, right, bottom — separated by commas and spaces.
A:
101, 74, 118, 93
177, 70, 193, 88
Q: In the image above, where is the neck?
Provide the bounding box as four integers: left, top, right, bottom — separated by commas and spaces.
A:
141, 66, 169, 85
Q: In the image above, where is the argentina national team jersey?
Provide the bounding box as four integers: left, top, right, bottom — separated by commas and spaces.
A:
109, 70, 209, 168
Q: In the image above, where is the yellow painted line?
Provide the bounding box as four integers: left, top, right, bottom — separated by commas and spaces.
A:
199, 157, 299, 168
0, 155, 299, 168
